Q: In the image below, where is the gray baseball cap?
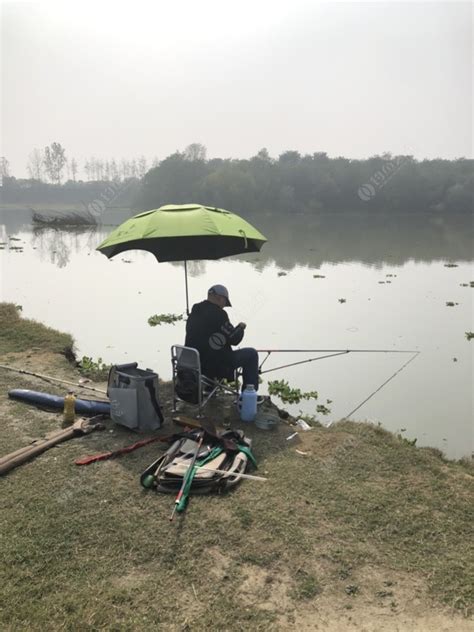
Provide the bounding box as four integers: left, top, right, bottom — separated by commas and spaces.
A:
208, 284, 231, 306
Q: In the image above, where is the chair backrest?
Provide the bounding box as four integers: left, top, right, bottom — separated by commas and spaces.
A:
172, 345, 201, 372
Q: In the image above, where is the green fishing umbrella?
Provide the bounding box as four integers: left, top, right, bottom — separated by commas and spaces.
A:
97, 204, 267, 313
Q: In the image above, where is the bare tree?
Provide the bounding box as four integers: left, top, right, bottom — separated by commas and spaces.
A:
110, 159, 120, 181
84, 160, 92, 181
27, 148, 44, 180
152, 156, 160, 168
184, 143, 207, 161
95, 159, 104, 181
43, 142, 67, 184
89, 157, 98, 180
0, 157, 10, 184
138, 155, 148, 178
70, 158, 78, 182
120, 159, 130, 179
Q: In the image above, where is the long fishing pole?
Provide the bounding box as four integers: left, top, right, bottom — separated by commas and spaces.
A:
256, 349, 419, 374
341, 351, 420, 421
0, 363, 108, 396
257, 349, 419, 353
259, 351, 349, 374
256, 347, 421, 422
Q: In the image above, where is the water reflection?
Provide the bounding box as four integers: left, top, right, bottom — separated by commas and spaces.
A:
2, 208, 472, 269
249, 212, 473, 269
31, 227, 100, 268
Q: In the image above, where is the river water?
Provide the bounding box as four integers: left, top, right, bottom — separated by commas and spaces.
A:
1, 207, 472, 459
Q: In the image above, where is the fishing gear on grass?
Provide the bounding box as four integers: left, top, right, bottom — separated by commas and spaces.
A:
140, 429, 255, 512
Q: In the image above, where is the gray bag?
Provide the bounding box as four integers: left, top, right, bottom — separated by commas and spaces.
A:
107, 363, 164, 431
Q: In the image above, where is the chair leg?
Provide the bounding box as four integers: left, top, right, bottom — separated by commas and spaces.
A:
197, 374, 203, 418
171, 364, 178, 413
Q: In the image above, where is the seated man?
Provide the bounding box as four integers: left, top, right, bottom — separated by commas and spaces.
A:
185, 284, 260, 395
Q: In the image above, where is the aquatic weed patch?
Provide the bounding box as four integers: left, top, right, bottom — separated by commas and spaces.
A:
77, 355, 112, 380
147, 313, 184, 326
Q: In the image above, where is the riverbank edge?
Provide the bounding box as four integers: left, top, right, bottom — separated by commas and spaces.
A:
0, 302, 472, 628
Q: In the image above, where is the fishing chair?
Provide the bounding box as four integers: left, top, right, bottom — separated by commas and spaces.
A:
171, 345, 240, 417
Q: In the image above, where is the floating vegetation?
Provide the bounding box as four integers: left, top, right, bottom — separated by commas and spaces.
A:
9, 246, 24, 252
121, 259, 132, 264
9, 237, 21, 241
77, 356, 112, 380
378, 281, 386, 284
338, 298, 346, 303
268, 379, 318, 405
316, 404, 331, 415
32, 210, 98, 227
313, 274, 325, 278
385, 273, 397, 277
445, 302, 459, 307
460, 281, 474, 288
148, 313, 184, 327
452, 358, 458, 362
466, 332, 474, 341
444, 263, 458, 268
277, 271, 287, 277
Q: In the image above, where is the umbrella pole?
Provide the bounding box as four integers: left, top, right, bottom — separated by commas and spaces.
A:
184, 260, 189, 315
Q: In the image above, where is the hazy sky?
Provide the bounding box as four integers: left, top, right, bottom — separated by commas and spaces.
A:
1, 1, 472, 177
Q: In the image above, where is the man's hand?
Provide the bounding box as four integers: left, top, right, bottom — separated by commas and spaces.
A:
237, 322, 247, 330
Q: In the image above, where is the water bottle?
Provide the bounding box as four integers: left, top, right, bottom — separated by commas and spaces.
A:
63, 390, 76, 426
239, 385, 257, 422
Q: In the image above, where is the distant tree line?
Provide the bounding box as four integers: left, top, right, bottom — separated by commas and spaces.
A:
1, 143, 472, 213
0, 178, 140, 207
140, 146, 473, 214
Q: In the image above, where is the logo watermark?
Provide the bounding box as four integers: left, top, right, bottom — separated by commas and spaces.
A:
358, 155, 408, 202
82, 179, 133, 218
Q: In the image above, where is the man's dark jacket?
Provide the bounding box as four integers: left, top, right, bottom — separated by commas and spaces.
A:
185, 300, 244, 379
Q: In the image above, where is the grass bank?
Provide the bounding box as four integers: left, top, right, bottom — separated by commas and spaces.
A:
0, 303, 74, 356
0, 303, 472, 631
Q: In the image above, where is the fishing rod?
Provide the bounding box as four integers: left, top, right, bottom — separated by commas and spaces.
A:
0, 363, 108, 396
341, 351, 420, 420
255, 348, 421, 422
256, 349, 419, 374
